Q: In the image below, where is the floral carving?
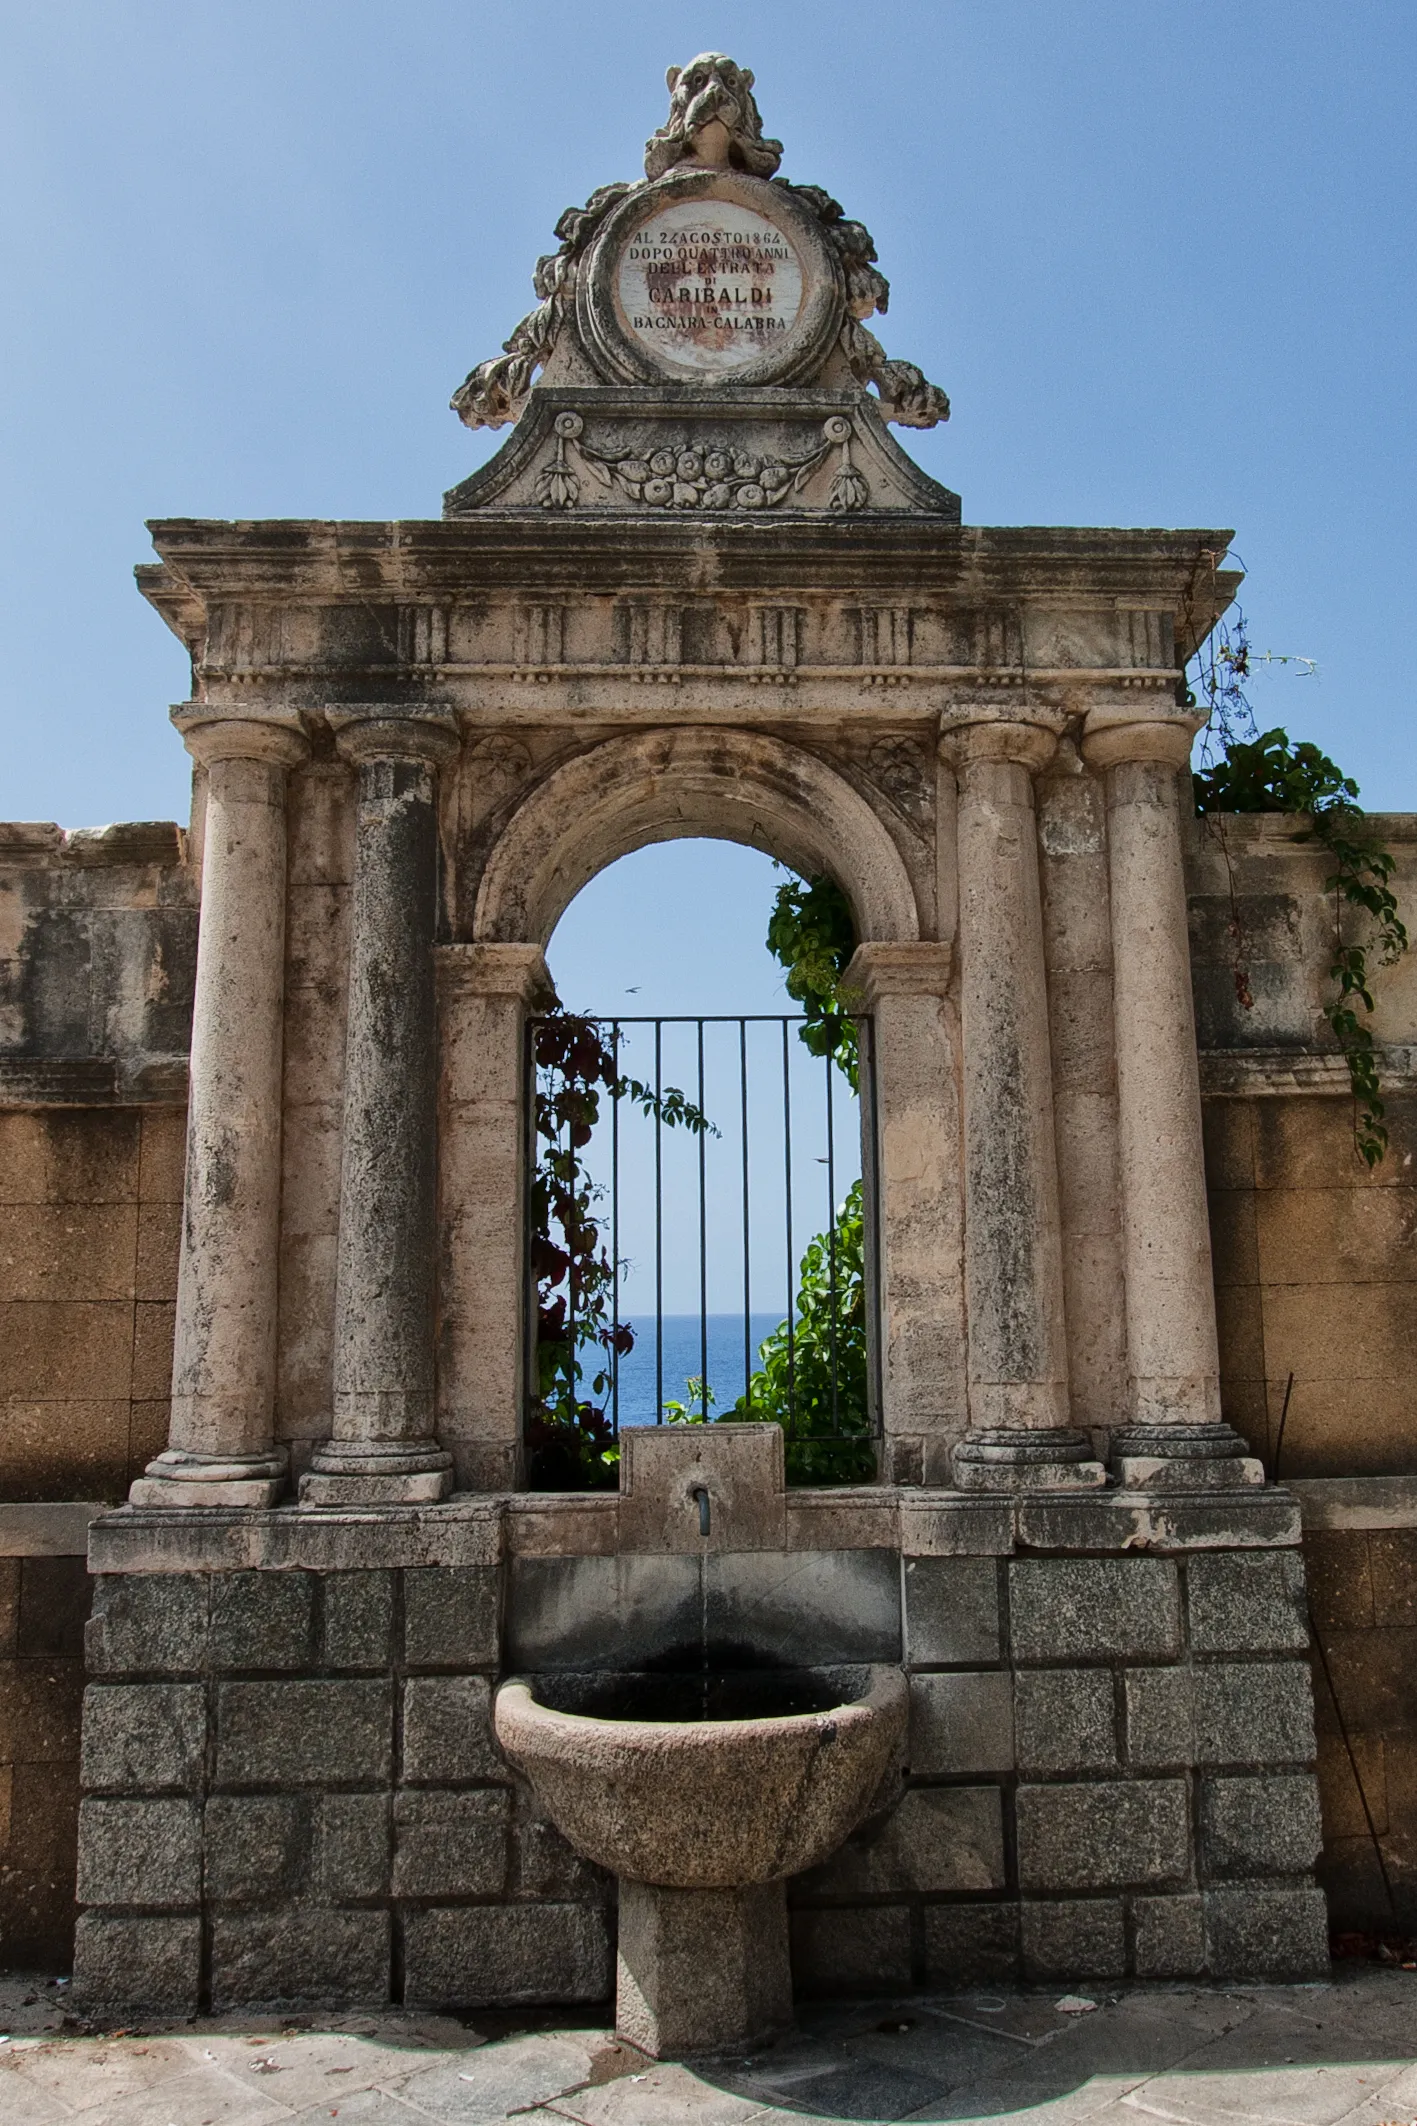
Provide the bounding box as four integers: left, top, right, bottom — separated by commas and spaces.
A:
533, 413, 870, 514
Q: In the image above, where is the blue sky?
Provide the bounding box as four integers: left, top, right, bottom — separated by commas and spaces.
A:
5, 1, 1415, 1012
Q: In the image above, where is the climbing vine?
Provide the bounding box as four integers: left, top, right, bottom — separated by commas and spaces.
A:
1186, 574, 1407, 1167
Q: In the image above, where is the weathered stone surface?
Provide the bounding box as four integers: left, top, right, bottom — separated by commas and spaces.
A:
208, 1568, 314, 1669
323, 1570, 394, 1668
1016, 1781, 1190, 1892
617, 1878, 792, 2056
1124, 1667, 1194, 1769
76, 1796, 201, 1906
318, 1792, 390, 1900
1009, 1558, 1181, 1660
85, 1572, 207, 1674
514, 1809, 608, 1901
706, 1548, 900, 1664
1187, 1550, 1309, 1652
215, 1679, 392, 1786
392, 1787, 510, 1897
909, 1671, 1014, 1776
506, 1554, 700, 1672
211, 1907, 391, 2008
1193, 1662, 1316, 1766
403, 1903, 611, 2006
1200, 1775, 1324, 1877
1015, 1669, 1117, 1772
796, 1786, 1005, 1896
402, 1673, 505, 1783
790, 1905, 913, 1996
1021, 1897, 1126, 1980
903, 1555, 1001, 1665
403, 1566, 499, 1668
1204, 1883, 1330, 1978
922, 1903, 1020, 1983
204, 1793, 307, 1902
1132, 1892, 1207, 1978
73, 1911, 200, 2017
80, 1682, 205, 1791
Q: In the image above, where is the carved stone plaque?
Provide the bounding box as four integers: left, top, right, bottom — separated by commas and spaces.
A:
614, 198, 806, 377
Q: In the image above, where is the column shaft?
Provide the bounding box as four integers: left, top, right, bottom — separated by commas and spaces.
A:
947, 723, 1103, 1490
132, 718, 306, 1508
303, 717, 458, 1505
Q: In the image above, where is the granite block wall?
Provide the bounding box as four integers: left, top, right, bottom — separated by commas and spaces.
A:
0, 1552, 92, 1965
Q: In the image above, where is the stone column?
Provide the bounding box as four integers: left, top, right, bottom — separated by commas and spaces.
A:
944, 721, 1104, 1490
839, 941, 964, 1487
1082, 715, 1262, 1487
131, 714, 307, 1508
301, 713, 460, 1506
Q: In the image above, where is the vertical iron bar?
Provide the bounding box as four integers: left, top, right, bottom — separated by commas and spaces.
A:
655, 1020, 664, 1424
698, 1019, 708, 1418
565, 1044, 576, 1420
611, 1020, 621, 1436
782, 1019, 795, 1432
826, 1046, 839, 1436
740, 1019, 751, 1414
524, 1017, 538, 1452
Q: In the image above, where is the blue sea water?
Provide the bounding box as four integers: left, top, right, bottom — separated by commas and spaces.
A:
605, 1312, 785, 1428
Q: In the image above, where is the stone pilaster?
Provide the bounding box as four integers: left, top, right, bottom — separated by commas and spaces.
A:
943, 722, 1104, 1491
132, 713, 308, 1509
301, 713, 460, 1507
1082, 714, 1261, 1488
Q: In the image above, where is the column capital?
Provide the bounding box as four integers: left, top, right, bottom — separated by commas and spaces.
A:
1081, 712, 1203, 773
329, 709, 461, 768
838, 941, 952, 1011
435, 942, 558, 1010
172, 708, 309, 770
941, 719, 1060, 775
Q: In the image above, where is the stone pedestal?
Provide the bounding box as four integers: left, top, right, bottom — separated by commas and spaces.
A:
302, 714, 460, 1507
132, 715, 307, 1509
616, 1879, 793, 2057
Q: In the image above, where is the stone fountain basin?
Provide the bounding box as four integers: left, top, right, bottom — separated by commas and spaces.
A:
493, 1662, 906, 1890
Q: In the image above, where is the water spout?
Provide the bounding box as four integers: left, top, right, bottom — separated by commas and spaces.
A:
689, 1483, 711, 1537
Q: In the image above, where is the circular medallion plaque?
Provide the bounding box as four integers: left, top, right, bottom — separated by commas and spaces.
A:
579, 170, 843, 389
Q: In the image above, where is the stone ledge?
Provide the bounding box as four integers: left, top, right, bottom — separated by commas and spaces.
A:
1289, 1476, 1417, 1531
88, 1501, 504, 1574
0, 1501, 107, 1556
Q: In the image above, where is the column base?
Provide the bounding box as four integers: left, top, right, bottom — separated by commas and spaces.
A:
616, 1878, 793, 2058
1110, 1424, 1265, 1491
952, 1428, 1107, 1492
128, 1448, 288, 1510
298, 1443, 453, 1507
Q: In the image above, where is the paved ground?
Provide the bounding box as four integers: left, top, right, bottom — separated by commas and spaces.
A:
1, 1967, 1415, 2124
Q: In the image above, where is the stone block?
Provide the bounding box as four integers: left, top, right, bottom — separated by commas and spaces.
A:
18, 1554, 91, 1657
402, 1674, 505, 1783
1015, 1670, 1116, 1773
505, 1554, 699, 1672
1193, 1662, 1316, 1765
903, 1556, 1001, 1665
790, 1905, 913, 1996
1124, 1668, 1194, 1769
0, 1662, 84, 1766
403, 1903, 612, 2007
403, 1566, 499, 1668
72, 1912, 200, 2017
617, 1879, 792, 2056
86, 1571, 208, 1674
1187, 1551, 1309, 1653
1010, 1558, 1180, 1661
392, 1787, 510, 1897
323, 1570, 394, 1668
81, 1681, 205, 1792
1016, 1781, 1191, 1892
514, 1810, 608, 1900
1021, 1898, 1126, 1980
203, 1793, 307, 1903
1305, 1531, 1374, 1630
706, 1549, 901, 1665
922, 1903, 1020, 1984
208, 1569, 315, 1669
1201, 1775, 1324, 1878
211, 1907, 391, 2008
1204, 1883, 1330, 1978
76, 1796, 201, 1906
909, 1671, 1014, 1775
797, 1786, 1005, 1897
318, 1792, 390, 1900
215, 1679, 392, 1786
1132, 1892, 1207, 1978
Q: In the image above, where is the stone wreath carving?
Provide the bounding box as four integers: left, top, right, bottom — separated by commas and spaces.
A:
533, 411, 868, 514
450, 55, 949, 436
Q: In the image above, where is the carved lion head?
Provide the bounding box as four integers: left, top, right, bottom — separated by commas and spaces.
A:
644, 53, 784, 181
